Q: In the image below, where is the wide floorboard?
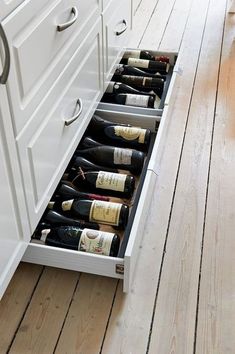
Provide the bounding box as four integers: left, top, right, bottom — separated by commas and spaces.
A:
0, 1, 233, 353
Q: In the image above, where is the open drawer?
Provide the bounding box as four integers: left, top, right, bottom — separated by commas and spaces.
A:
101, 49, 178, 116
22, 107, 165, 292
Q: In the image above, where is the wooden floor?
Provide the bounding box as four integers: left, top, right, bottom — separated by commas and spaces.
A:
1, 0, 234, 353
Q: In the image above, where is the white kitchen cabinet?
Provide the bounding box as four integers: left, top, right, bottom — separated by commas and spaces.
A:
0, 59, 30, 298
103, 0, 132, 83
0, 0, 23, 21
0, 0, 178, 298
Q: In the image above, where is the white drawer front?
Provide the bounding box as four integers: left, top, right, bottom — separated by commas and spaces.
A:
2, 0, 101, 135
17, 19, 103, 231
101, 0, 112, 11
103, 0, 132, 81
0, 0, 23, 21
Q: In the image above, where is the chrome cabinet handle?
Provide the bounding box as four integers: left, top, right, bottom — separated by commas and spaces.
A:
115, 20, 128, 36
57, 6, 78, 32
64, 98, 83, 126
0, 24, 10, 84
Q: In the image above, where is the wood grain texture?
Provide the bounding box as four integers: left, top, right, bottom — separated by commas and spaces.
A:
195, 6, 235, 354
159, 0, 193, 52
139, 0, 176, 49
0, 263, 42, 354
100, 0, 216, 352
8, 267, 78, 354
54, 274, 117, 354
148, 0, 227, 352
128, 0, 159, 48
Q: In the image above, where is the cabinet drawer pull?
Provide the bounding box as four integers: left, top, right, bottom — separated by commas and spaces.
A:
0, 24, 10, 84
64, 98, 83, 126
115, 20, 128, 36
57, 6, 78, 32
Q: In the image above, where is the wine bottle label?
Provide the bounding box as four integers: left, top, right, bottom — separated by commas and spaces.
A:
47, 202, 55, 209
154, 95, 161, 109
40, 229, 51, 243
143, 77, 153, 87
96, 171, 126, 192
89, 201, 122, 226
123, 50, 140, 59
127, 58, 149, 69
106, 81, 115, 93
62, 199, 74, 211
125, 94, 149, 108
113, 147, 132, 165
114, 126, 146, 144
78, 229, 114, 255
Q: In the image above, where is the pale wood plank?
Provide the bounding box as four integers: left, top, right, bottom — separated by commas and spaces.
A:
0, 263, 43, 354
147, 0, 227, 352
195, 6, 235, 354
54, 274, 117, 354
100, 0, 212, 352
159, 0, 193, 52
8, 268, 78, 354
139, 0, 176, 49
132, 0, 142, 14
128, 0, 159, 49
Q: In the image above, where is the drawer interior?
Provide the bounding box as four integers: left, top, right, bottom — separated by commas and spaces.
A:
24, 109, 160, 280
100, 49, 178, 116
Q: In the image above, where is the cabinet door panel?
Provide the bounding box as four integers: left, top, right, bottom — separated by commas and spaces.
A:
1, 0, 100, 136
103, 0, 132, 81
0, 0, 23, 21
0, 106, 27, 299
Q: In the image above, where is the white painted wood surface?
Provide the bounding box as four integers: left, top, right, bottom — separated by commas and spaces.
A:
0, 0, 23, 21
1, 0, 101, 136
195, 4, 235, 353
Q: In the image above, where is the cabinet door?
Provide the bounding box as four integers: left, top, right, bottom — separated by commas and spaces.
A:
0, 0, 24, 21
0, 58, 30, 299
0, 112, 28, 299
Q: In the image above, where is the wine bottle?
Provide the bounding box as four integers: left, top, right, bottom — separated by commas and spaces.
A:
114, 93, 156, 108
113, 64, 166, 79
115, 75, 164, 95
104, 81, 154, 96
32, 226, 120, 256
87, 115, 151, 150
120, 58, 170, 74
48, 199, 129, 229
71, 170, 135, 198
55, 183, 109, 202
75, 137, 145, 175
70, 156, 118, 173
123, 50, 170, 63
43, 210, 100, 230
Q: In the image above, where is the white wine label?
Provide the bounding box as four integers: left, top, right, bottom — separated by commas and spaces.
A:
106, 81, 115, 93
127, 58, 149, 69
40, 229, 51, 243
113, 147, 132, 165
125, 94, 149, 108
89, 200, 122, 226
78, 229, 114, 255
143, 77, 152, 87
114, 126, 146, 144
61, 199, 74, 211
47, 202, 55, 209
123, 50, 140, 59
96, 171, 126, 192
154, 95, 161, 109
